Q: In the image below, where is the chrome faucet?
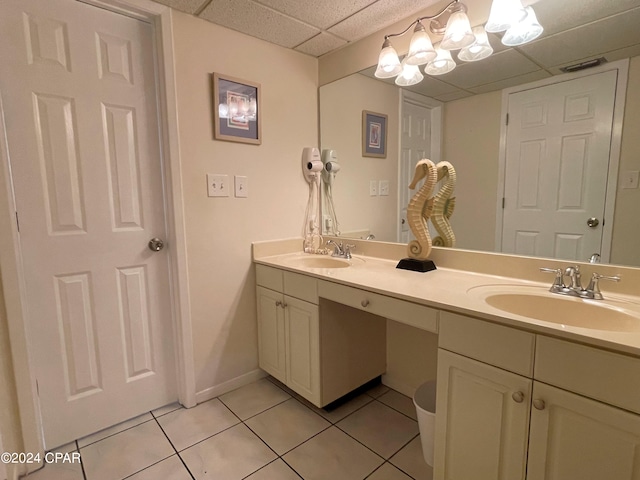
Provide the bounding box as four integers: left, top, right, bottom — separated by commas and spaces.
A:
540, 265, 621, 300
326, 240, 355, 259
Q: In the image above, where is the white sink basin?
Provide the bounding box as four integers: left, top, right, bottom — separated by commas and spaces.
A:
284, 255, 362, 269
468, 285, 640, 332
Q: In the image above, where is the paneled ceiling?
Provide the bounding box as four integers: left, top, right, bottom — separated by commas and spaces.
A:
153, 0, 640, 100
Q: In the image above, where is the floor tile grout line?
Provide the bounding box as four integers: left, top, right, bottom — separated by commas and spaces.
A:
75, 440, 88, 480
373, 395, 420, 423
76, 416, 155, 450
219, 394, 293, 423
151, 416, 196, 480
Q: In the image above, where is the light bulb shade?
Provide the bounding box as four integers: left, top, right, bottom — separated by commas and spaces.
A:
485, 0, 527, 33
405, 23, 437, 66
440, 11, 475, 50
425, 46, 456, 75
374, 39, 402, 78
502, 6, 543, 46
395, 59, 424, 86
458, 26, 494, 62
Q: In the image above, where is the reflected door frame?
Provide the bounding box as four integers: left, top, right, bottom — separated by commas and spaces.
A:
495, 59, 629, 262
398, 90, 443, 243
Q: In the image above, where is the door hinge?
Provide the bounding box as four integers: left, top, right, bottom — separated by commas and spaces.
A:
15, 211, 19, 232
35, 379, 39, 396
505, 113, 509, 126
502, 197, 505, 208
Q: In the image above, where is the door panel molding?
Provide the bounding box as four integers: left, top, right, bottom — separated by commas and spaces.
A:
0, 0, 193, 471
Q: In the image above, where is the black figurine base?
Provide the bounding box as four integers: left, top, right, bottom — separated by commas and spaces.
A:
396, 258, 437, 273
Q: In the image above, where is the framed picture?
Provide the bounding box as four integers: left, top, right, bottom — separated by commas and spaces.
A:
212, 73, 261, 145
362, 110, 387, 158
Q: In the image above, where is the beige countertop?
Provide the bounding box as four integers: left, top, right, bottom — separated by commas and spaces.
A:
253, 240, 640, 357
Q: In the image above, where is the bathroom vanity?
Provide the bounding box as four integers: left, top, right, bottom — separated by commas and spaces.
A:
253, 238, 640, 480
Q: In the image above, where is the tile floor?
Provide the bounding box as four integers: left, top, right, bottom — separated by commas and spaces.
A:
25, 377, 433, 480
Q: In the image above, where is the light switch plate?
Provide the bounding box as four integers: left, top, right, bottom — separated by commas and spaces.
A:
207, 174, 229, 197
379, 180, 389, 196
235, 175, 248, 197
369, 180, 378, 196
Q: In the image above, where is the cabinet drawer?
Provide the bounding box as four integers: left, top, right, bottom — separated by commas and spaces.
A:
439, 311, 535, 377
284, 271, 318, 304
256, 264, 283, 291
535, 336, 640, 414
318, 280, 438, 333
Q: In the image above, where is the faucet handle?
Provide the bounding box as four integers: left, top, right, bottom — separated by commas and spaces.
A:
586, 272, 621, 300
344, 244, 355, 259
540, 267, 564, 289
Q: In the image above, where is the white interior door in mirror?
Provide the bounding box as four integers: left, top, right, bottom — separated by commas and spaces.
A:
501, 70, 617, 262
0, 0, 177, 448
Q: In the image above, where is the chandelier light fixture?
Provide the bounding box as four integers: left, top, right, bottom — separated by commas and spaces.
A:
374, 0, 543, 86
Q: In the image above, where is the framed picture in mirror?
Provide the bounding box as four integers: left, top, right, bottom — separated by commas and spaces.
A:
212, 73, 261, 145
362, 110, 387, 158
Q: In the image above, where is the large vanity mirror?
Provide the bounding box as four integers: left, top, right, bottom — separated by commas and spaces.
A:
319, 0, 640, 267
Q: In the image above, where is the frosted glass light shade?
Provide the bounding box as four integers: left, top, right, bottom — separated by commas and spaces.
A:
395, 60, 424, 86
502, 7, 543, 46
374, 39, 402, 78
440, 11, 475, 50
485, 0, 527, 33
406, 22, 437, 66
425, 46, 456, 75
458, 26, 494, 62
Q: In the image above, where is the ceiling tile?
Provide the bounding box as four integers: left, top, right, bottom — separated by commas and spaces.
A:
328, 0, 441, 42
441, 49, 540, 89
295, 32, 347, 57
433, 90, 474, 102
468, 70, 551, 94
152, 0, 209, 14
405, 75, 463, 97
199, 0, 320, 48
254, 0, 377, 30
530, 0, 640, 38
519, 8, 640, 69
548, 44, 640, 75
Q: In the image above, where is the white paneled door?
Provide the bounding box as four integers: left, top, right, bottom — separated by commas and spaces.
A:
501, 70, 617, 262
0, 0, 176, 448
399, 97, 432, 243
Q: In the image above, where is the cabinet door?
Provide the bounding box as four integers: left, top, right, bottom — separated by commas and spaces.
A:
256, 286, 286, 382
527, 381, 640, 480
285, 295, 320, 406
434, 350, 531, 480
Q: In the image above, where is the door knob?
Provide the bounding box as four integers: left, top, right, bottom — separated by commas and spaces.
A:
533, 399, 546, 410
148, 238, 164, 252
512, 391, 525, 403
587, 217, 599, 228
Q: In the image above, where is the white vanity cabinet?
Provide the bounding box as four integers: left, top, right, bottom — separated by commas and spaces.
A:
256, 265, 320, 405
435, 311, 640, 480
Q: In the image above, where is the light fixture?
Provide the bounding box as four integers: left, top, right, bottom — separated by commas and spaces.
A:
485, 0, 527, 33
501, 6, 543, 46
405, 22, 437, 66
425, 45, 456, 75
373, 0, 542, 86
374, 38, 402, 78
458, 26, 493, 62
440, 5, 475, 50
395, 59, 424, 86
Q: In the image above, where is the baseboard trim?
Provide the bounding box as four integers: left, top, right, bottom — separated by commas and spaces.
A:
195, 369, 267, 404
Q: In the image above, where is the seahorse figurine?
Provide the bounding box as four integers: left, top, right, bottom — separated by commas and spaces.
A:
431, 161, 457, 248
406, 159, 438, 260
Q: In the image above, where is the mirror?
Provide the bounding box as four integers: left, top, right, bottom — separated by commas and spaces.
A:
319, 0, 640, 267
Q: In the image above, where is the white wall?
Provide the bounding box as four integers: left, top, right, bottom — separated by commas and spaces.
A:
171, 12, 318, 396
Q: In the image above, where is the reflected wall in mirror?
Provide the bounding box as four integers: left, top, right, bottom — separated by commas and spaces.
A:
320, 2, 640, 268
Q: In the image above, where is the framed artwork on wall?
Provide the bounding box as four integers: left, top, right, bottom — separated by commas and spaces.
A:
212, 73, 261, 145
362, 110, 387, 158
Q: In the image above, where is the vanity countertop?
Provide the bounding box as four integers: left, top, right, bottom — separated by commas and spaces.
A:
253, 243, 640, 357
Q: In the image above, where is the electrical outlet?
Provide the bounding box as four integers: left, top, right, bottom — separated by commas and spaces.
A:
323, 214, 333, 231
622, 170, 639, 189
234, 175, 248, 197
379, 180, 390, 196
207, 174, 229, 197
369, 180, 378, 196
